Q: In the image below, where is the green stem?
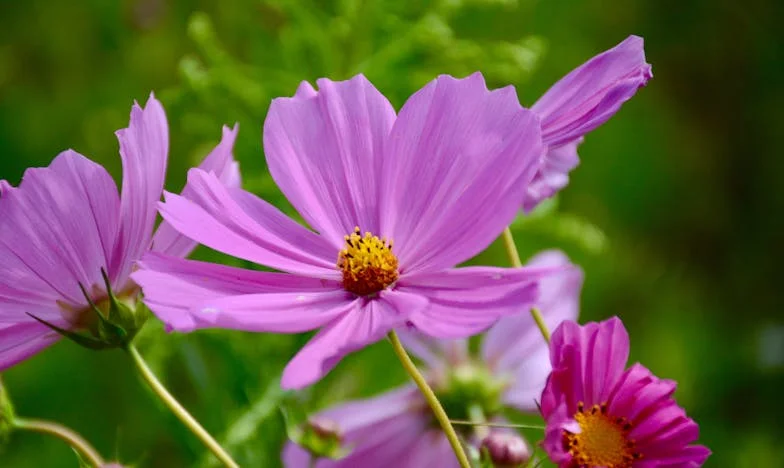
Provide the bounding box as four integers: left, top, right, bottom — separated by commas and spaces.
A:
126, 344, 238, 468
14, 417, 105, 467
501, 227, 551, 344
387, 331, 470, 468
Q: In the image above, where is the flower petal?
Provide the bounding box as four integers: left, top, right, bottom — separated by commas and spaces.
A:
396, 330, 468, 372
0, 180, 11, 196
264, 75, 396, 247
531, 35, 652, 147
483, 250, 583, 372
158, 169, 339, 277
398, 265, 548, 339
0, 151, 120, 308
0, 322, 62, 370
133, 253, 342, 332
152, 124, 241, 258
549, 317, 629, 406
379, 73, 544, 272
280, 291, 419, 389
110, 94, 168, 286
522, 139, 581, 212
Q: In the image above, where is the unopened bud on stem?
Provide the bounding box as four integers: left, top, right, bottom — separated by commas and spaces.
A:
481, 432, 531, 467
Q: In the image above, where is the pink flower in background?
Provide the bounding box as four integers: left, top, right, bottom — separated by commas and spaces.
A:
541, 317, 710, 467
524, 35, 653, 211
282, 251, 582, 467
0, 95, 239, 369
133, 73, 556, 389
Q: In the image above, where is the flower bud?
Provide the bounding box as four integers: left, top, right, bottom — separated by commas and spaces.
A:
481, 432, 531, 467
294, 417, 347, 460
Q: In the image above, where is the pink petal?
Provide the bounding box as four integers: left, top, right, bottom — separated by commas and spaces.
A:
396, 330, 468, 372
0, 179, 11, 196
133, 253, 342, 332
499, 344, 552, 412
281, 291, 419, 389
153, 124, 241, 258
398, 265, 547, 339
0, 151, 120, 308
522, 139, 581, 212
379, 73, 544, 273
111, 94, 168, 287
158, 169, 339, 277
483, 250, 583, 372
532, 35, 652, 147
0, 321, 62, 370
583, 316, 630, 404
264, 76, 396, 247
319, 385, 421, 433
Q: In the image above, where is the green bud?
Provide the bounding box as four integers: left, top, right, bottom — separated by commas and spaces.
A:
291, 417, 348, 460
435, 363, 509, 428
29, 270, 149, 351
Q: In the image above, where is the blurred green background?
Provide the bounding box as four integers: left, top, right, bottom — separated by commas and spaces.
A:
1, 0, 781, 466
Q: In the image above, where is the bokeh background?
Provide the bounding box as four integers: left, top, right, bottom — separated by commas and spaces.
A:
1, 0, 782, 466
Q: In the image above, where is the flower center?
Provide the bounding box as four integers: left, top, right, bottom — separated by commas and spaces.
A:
337, 227, 399, 296
563, 402, 642, 468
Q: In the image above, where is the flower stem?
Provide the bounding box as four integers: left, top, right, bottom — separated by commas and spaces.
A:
501, 227, 551, 344
125, 344, 238, 468
13, 417, 105, 467
387, 330, 470, 468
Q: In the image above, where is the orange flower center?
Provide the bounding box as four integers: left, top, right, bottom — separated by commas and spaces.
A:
337, 227, 399, 296
563, 402, 643, 468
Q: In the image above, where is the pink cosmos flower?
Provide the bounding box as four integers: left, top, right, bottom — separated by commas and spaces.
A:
282, 251, 582, 467
524, 35, 653, 211
0, 95, 239, 369
133, 73, 558, 389
541, 317, 710, 467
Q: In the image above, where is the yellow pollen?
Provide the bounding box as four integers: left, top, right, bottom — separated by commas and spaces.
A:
563, 402, 642, 468
337, 227, 399, 296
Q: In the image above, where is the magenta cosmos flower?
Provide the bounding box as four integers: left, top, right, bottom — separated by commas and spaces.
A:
541, 317, 710, 467
524, 35, 653, 211
133, 73, 558, 389
282, 251, 583, 467
0, 95, 239, 369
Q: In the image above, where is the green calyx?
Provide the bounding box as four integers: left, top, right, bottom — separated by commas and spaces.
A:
28, 269, 149, 351
434, 363, 508, 428
290, 418, 349, 461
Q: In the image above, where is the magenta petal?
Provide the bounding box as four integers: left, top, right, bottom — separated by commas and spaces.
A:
111, 94, 168, 286
0, 322, 61, 370
499, 345, 552, 412
0, 151, 120, 307
379, 73, 544, 272
532, 35, 652, 148
158, 169, 338, 277
264, 75, 396, 247
133, 253, 342, 332
281, 292, 416, 389
153, 124, 240, 258
399, 265, 546, 339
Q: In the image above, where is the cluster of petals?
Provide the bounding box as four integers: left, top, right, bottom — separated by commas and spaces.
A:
541, 317, 711, 467
0, 95, 239, 368
282, 250, 583, 467
133, 72, 558, 389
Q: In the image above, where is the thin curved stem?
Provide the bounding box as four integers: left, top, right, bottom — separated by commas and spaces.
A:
449, 419, 546, 430
126, 344, 238, 468
387, 330, 470, 468
502, 227, 551, 344
14, 417, 105, 467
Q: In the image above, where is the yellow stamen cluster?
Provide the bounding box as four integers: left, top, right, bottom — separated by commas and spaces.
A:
563, 402, 642, 468
337, 227, 399, 296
